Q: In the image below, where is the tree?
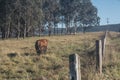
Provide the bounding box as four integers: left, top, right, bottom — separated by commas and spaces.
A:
0, 0, 44, 39
42, 0, 60, 36
60, 0, 74, 34
60, 0, 100, 34
0, 0, 100, 39
80, 1, 99, 33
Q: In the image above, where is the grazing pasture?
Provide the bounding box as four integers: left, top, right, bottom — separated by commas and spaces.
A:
0, 32, 120, 80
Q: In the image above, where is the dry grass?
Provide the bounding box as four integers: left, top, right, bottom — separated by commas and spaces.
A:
0, 32, 119, 80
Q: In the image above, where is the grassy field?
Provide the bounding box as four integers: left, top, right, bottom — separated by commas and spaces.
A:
0, 32, 120, 80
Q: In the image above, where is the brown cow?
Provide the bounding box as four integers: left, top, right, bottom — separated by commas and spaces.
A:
35, 39, 48, 55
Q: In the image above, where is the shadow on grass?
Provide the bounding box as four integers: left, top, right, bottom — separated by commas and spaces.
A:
22, 52, 36, 56
7, 53, 18, 58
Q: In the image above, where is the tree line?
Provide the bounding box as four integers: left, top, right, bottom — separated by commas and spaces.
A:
0, 0, 100, 39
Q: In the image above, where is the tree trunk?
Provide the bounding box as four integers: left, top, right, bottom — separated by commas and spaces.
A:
74, 22, 77, 35
23, 27, 27, 39
61, 23, 63, 35
17, 30, 20, 39
53, 22, 56, 35
17, 21, 20, 39
1, 27, 5, 39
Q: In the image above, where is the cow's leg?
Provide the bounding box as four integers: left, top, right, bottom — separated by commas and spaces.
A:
43, 46, 47, 53
40, 46, 44, 54
35, 41, 41, 55
36, 50, 41, 55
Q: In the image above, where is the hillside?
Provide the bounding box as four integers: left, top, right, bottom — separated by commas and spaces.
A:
0, 32, 120, 80
86, 24, 120, 32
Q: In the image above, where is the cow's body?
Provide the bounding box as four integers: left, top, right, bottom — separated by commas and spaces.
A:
35, 39, 48, 55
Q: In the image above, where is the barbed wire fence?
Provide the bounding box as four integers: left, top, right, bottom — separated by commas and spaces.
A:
69, 31, 119, 80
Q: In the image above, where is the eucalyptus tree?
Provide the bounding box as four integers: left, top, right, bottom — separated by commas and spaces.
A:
52, 0, 60, 35
0, 0, 100, 39
0, 0, 15, 39
79, 0, 100, 33
69, 0, 83, 34
60, 0, 74, 34
0, 0, 44, 39
42, 0, 60, 36
32, 0, 44, 36
59, 0, 100, 34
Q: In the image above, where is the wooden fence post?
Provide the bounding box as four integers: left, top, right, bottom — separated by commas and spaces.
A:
102, 31, 107, 56
96, 40, 102, 74
102, 37, 106, 58
69, 54, 81, 80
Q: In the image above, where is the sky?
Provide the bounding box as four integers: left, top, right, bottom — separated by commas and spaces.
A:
91, 0, 120, 25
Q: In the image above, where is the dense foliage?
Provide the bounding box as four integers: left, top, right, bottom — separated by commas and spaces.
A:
0, 0, 100, 39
